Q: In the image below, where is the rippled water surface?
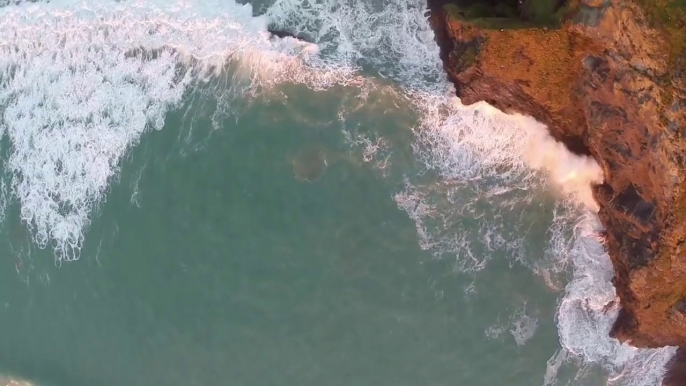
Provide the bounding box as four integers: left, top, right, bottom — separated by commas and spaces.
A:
0, 0, 674, 385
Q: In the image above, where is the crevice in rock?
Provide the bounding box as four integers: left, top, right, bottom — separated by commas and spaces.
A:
557, 134, 593, 156
427, 1, 455, 67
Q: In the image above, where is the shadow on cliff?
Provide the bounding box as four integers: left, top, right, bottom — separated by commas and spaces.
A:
664, 348, 686, 386
425, 0, 686, 383
432, 0, 569, 28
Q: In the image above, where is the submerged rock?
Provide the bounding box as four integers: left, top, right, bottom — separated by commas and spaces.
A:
292, 144, 328, 182
427, 0, 686, 364
267, 26, 311, 42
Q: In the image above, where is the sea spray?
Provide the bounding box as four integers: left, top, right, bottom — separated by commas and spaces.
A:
407, 94, 673, 384
507, 101, 674, 385
411, 97, 604, 209
515, 116, 604, 212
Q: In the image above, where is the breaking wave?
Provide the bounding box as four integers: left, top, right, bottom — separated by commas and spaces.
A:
403, 92, 674, 384
0, 0, 359, 260
0, 375, 36, 386
0, 0, 674, 384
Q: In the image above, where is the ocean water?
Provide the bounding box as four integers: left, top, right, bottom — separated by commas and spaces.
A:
0, 0, 676, 385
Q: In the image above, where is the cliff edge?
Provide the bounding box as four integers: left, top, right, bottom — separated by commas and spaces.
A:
426, 0, 686, 378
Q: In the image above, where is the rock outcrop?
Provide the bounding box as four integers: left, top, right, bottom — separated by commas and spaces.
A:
427, 0, 686, 374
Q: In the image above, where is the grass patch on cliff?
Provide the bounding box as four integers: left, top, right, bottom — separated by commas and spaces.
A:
444, 3, 534, 29
455, 44, 479, 69
478, 29, 576, 110
442, 0, 587, 111
520, 0, 572, 26
636, 0, 686, 118
638, 0, 686, 70
443, 0, 570, 29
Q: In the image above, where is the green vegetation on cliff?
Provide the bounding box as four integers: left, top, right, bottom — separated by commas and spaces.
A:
639, 0, 686, 67
636, 0, 686, 118
443, 0, 570, 29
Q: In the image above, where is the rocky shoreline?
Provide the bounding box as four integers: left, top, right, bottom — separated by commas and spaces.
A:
426, 0, 686, 382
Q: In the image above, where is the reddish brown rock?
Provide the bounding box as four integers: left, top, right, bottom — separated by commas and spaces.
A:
428, 0, 686, 353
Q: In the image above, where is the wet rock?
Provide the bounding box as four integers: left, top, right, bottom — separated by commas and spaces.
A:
267, 27, 311, 42
292, 145, 328, 182
428, 0, 686, 350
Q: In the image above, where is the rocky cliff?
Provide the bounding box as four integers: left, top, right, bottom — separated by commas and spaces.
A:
426, 0, 686, 380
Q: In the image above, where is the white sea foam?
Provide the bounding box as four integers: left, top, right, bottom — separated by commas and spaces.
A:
484, 303, 539, 346
543, 348, 570, 386
0, 177, 7, 224
0, 375, 35, 386
0, 0, 674, 383
267, 0, 444, 90
412, 97, 603, 210
510, 302, 539, 347
407, 90, 673, 384
0, 0, 358, 260
520, 120, 604, 211
552, 212, 676, 385
485, 317, 507, 340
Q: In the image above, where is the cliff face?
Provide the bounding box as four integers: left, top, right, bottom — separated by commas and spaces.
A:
427, 0, 686, 350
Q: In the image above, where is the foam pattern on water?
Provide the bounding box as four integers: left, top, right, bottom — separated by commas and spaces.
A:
510, 302, 539, 347
0, 375, 36, 386
553, 213, 676, 386
282, 0, 674, 381
395, 96, 539, 272
0, 0, 675, 383
0, 0, 357, 260
483, 302, 539, 346
401, 89, 671, 384
396, 94, 601, 277
412, 96, 603, 208
267, 0, 444, 90
394, 177, 531, 273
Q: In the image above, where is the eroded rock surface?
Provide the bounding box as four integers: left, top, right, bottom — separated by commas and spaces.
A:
427, 0, 686, 353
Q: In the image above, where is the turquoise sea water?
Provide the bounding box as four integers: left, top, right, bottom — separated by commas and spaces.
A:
0, 0, 675, 385
0, 86, 553, 385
